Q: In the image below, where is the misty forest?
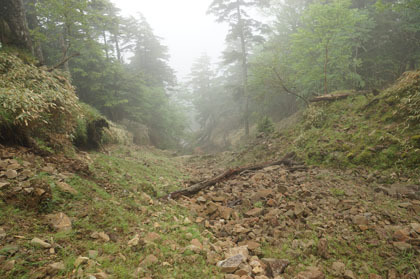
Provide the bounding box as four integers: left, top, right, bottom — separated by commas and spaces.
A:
0, 0, 420, 278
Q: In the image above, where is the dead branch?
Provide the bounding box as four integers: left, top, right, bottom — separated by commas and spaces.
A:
47, 52, 80, 72
272, 67, 309, 106
161, 152, 303, 200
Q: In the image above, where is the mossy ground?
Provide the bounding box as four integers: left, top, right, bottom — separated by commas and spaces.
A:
0, 146, 221, 279
226, 86, 419, 180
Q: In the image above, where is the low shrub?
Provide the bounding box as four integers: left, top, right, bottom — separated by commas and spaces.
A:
0, 51, 80, 148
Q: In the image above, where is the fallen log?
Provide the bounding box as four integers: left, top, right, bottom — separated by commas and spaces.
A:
310, 92, 355, 102
161, 152, 303, 200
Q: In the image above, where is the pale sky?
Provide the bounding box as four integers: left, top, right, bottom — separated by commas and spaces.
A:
112, 0, 228, 81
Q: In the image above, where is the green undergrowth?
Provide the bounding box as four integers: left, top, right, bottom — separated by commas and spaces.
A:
228, 71, 420, 177
0, 146, 221, 279
0, 50, 130, 152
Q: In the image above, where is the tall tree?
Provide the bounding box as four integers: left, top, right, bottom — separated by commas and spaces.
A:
129, 15, 175, 87
290, 0, 373, 95
207, 0, 268, 137
0, 0, 33, 52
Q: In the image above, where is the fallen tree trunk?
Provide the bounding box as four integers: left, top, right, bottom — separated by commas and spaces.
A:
310, 90, 373, 103
162, 152, 303, 200
310, 92, 355, 102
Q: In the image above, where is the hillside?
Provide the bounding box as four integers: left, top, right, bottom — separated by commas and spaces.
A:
1, 54, 420, 279
228, 71, 420, 180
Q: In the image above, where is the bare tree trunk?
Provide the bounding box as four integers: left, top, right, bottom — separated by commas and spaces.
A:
324, 42, 329, 94
113, 24, 122, 63
59, 30, 70, 73
103, 30, 109, 60
115, 33, 121, 62
0, 0, 33, 52
25, 0, 44, 64
237, 1, 249, 137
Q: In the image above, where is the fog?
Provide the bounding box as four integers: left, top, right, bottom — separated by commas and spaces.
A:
112, 0, 228, 80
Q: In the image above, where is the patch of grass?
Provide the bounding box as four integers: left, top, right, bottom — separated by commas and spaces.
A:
329, 188, 345, 197
0, 145, 221, 279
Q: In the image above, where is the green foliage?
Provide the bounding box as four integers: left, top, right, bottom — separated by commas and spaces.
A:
0, 51, 80, 147
257, 116, 275, 135
302, 105, 327, 129
72, 103, 103, 147
290, 0, 373, 95
30, 0, 186, 149
383, 71, 420, 126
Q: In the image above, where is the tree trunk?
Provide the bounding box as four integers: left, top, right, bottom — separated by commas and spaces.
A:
114, 33, 121, 62
324, 43, 329, 94
237, 1, 249, 137
25, 0, 44, 64
59, 30, 70, 73
103, 30, 109, 60
0, 0, 33, 52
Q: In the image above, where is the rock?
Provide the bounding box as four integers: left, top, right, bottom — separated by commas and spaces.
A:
219, 206, 233, 220
57, 182, 78, 195
410, 223, 420, 234
245, 241, 260, 251
294, 204, 305, 217
235, 266, 251, 277
217, 254, 245, 273
48, 262, 65, 275
128, 234, 140, 247
245, 208, 263, 217
46, 212, 72, 232
331, 261, 346, 276
3, 260, 15, 271
295, 266, 325, 279
0, 182, 9, 189
94, 272, 109, 279
226, 246, 249, 259
369, 274, 382, 279
191, 239, 203, 250
31, 237, 51, 249
393, 229, 410, 242
5, 169, 18, 179
207, 251, 221, 265
197, 196, 206, 203
74, 256, 89, 268
262, 258, 289, 276
225, 275, 241, 279
344, 270, 356, 279
278, 185, 288, 194
91, 231, 110, 242
266, 199, 277, 207
392, 241, 412, 251
0, 227, 5, 239
144, 232, 160, 242
1, 178, 51, 209
250, 260, 264, 275
317, 238, 329, 259
352, 215, 369, 226
140, 254, 158, 266
255, 276, 269, 279
88, 250, 99, 259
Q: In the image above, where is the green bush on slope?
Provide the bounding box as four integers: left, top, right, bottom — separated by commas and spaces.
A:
0, 51, 132, 151
0, 51, 80, 148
